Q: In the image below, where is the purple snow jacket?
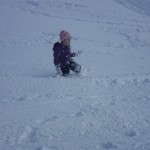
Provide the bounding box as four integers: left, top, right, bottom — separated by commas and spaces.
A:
53, 42, 75, 68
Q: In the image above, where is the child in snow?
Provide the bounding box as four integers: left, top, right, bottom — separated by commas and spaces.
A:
53, 30, 82, 76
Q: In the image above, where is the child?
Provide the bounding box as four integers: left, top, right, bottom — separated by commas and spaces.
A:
53, 30, 81, 76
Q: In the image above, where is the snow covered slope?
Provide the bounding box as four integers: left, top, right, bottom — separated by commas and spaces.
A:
0, 0, 150, 150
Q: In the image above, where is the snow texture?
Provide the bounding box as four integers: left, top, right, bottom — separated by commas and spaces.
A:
0, 0, 150, 150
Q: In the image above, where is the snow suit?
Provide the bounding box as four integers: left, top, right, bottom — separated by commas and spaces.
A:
53, 42, 81, 75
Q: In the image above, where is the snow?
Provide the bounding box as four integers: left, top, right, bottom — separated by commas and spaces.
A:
0, 0, 150, 150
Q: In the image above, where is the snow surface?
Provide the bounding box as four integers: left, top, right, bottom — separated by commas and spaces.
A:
0, 0, 150, 150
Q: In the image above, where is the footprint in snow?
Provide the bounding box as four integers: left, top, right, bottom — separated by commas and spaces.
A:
144, 142, 150, 150
17, 95, 28, 101
36, 146, 51, 150
125, 130, 137, 137
102, 141, 118, 149
75, 110, 84, 117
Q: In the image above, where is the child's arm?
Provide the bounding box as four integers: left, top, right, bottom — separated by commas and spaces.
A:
53, 42, 61, 65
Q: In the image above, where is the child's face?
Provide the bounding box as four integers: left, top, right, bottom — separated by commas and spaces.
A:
62, 38, 71, 46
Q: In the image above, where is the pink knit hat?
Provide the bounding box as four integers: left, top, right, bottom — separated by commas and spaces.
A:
59, 30, 71, 41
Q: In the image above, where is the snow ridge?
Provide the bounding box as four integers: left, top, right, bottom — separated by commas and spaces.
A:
114, 0, 150, 16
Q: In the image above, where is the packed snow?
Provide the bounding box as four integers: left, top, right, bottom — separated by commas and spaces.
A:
0, 0, 150, 150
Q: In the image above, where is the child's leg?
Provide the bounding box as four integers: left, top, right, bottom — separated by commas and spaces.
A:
61, 67, 70, 76
70, 61, 81, 73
